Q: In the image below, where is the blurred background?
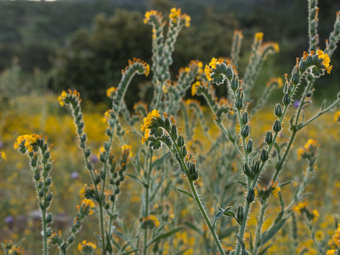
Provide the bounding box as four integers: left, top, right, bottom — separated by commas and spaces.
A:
0, 0, 339, 106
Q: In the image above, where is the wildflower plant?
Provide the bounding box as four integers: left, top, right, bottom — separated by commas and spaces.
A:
7, 1, 340, 255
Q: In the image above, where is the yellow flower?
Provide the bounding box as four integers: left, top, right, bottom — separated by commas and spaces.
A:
0, 151, 6, 160
315, 230, 325, 241
334, 111, 340, 123
312, 210, 319, 221
273, 43, 280, 52
326, 250, 337, 255
97, 146, 105, 159
316, 49, 333, 74
143, 214, 160, 227
144, 63, 150, 76
80, 199, 95, 215
58, 90, 67, 106
14, 134, 42, 152
141, 109, 160, 143
182, 14, 191, 27
169, 8, 181, 23
106, 86, 117, 98
294, 202, 307, 215
304, 139, 319, 151
144, 10, 159, 24
271, 183, 281, 198
58, 90, 80, 107
78, 240, 97, 251
191, 81, 201, 96
297, 147, 305, 160
204, 58, 224, 81
255, 32, 264, 42
121, 144, 132, 157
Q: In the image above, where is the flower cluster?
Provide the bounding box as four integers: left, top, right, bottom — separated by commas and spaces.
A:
141, 109, 160, 143
79, 198, 95, 216
297, 139, 319, 160
294, 202, 319, 221
191, 81, 201, 96
329, 224, 340, 247
143, 10, 160, 24
169, 8, 181, 23
255, 32, 264, 42
316, 49, 332, 74
123, 58, 150, 77
106, 86, 117, 98
302, 49, 332, 74
58, 89, 81, 107
14, 134, 42, 152
204, 57, 224, 81
142, 214, 160, 228
78, 240, 97, 252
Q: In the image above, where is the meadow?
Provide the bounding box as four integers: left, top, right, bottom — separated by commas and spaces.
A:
0, 1, 340, 255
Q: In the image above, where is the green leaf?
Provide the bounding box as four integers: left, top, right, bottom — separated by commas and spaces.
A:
213, 206, 232, 228
219, 226, 238, 239
152, 152, 170, 169
121, 249, 140, 255
146, 227, 183, 247
126, 173, 146, 187
236, 235, 246, 255
261, 217, 289, 245
258, 244, 272, 255
176, 188, 193, 199
184, 221, 202, 235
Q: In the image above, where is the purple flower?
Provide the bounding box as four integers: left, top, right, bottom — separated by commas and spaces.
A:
90, 154, 99, 163
5, 216, 13, 224
71, 171, 79, 179
293, 100, 300, 108
0, 142, 3, 149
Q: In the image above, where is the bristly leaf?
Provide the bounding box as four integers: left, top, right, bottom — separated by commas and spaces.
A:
176, 188, 193, 199
146, 227, 183, 247
213, 206, 232, 228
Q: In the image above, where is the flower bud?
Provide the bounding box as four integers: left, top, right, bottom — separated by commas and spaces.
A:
242, 112, 248, 125
292, 72, 300, 85
265, 131, 273, 145
246, 140, 253, 153
235, 98, 243, 110
261, 149, 268, 162
252, 161, 260, 175
282, 93, 291, 106
243, 164, 251, 177
273, 120, 282, 133
274, 104, 282, 117
247, 189, 255, 203
231, 77, 238, 91
241, 125, 250, 138
237, 206, 244, 222
177, 136, 184, 147
46, 213, 53, 223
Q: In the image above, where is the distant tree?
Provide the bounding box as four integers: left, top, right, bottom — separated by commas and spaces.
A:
53, 9, 152, 102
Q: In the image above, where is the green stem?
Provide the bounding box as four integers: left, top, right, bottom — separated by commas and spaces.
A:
99, 202, 106, 255
42, 208, 48, 255
164, 133, 225, 255
143, 150, 153, 255
252, 202, 267, 255
188, 179, 225, 255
